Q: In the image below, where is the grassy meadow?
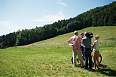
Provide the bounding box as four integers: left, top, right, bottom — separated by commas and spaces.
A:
0, 26, 116, 77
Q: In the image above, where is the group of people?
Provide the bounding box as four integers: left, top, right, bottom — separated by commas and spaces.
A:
68, 31, 101, 70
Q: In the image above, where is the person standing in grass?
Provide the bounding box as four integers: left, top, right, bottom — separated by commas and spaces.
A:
92, 35, 102, 69
82, 32, 93, 69
68, 31, 84, 67
80, 33, 85, 57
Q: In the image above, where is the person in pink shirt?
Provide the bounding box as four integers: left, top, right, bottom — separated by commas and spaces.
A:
68, 31, 84, 67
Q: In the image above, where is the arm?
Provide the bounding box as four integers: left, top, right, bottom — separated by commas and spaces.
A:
81, 38, 85, 47
67, 38, 71, 44
67, 37, 73, 46
92, 41, 96, 48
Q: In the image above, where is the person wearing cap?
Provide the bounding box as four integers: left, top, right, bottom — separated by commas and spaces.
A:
67, 31, 84, 67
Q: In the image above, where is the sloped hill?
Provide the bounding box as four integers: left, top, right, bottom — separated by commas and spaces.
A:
0, 26, 116, 77
25, 26, 116, 48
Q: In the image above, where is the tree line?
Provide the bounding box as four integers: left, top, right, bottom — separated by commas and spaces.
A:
0, 1, 116, 48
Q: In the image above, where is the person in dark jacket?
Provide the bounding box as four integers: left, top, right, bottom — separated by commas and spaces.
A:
82, 32, 93, 69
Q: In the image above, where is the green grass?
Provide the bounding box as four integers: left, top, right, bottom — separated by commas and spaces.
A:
0, 26, 116, 77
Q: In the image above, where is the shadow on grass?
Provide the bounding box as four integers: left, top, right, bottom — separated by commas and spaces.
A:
77, 64, 116, 76
72, 59, 116, 76
98, 68, 116, 76
95, 64, 116, 76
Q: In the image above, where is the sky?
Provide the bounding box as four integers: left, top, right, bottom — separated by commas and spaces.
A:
0, 0, 115, 35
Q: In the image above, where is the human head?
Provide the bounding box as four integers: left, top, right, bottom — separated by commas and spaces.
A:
80, 33, 84, 37
74, 31, 78, 35
95, 35, 99, 40
85, 32, 93, 38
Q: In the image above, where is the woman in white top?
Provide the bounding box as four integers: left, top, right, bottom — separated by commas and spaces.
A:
93, 35, 99, 52
92, 35, 102, 69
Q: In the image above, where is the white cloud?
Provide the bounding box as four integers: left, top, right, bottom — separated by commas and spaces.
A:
33, 11, 66, 24
47, 11, 65, 22
56, 0, 68, 7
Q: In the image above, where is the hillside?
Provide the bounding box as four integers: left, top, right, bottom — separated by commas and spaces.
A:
0, 1, 116, 48
25, 26, 116, 48
0, 26, 116, 77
